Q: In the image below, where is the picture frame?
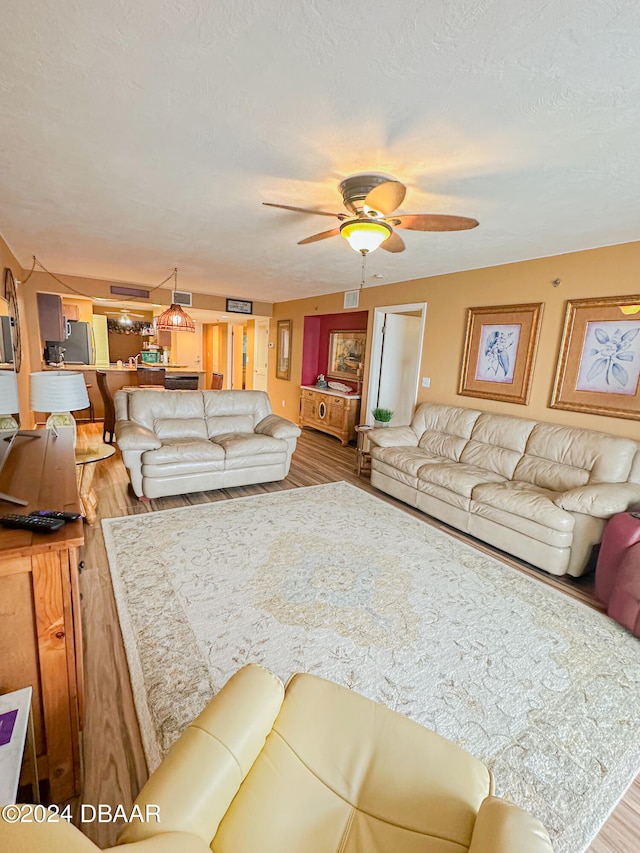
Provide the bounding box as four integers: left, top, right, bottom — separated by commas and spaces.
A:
458, 303, 543, 405
226, 297, 253, 315
550, 294, 640, 421
276, 319, 292, 381
327, 330, 366, 381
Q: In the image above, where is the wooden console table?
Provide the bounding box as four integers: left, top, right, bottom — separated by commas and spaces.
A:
0, 430, 84, 803
300, 385, 361, 446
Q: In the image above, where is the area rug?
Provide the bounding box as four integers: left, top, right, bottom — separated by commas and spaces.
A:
103, 482, 640, 852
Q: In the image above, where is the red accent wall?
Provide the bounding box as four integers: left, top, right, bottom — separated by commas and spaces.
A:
302, 311, 368, 390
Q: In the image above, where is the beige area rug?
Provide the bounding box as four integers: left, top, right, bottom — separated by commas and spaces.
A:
103, 482, 640, 853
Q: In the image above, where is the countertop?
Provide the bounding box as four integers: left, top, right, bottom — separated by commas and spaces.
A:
43, 365, 205, 373
301, 384, 361, 400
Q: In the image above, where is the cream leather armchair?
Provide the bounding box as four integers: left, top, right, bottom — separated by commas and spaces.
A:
1, 665, 553, 853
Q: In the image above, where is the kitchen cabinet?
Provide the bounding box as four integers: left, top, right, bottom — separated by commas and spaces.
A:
299, 385, 360, 445
36, 293, 65, 342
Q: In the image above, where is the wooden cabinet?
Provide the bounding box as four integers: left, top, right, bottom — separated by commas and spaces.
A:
36, 293, 66, 342
0, 430, 84, 803
299, 386, 360, 445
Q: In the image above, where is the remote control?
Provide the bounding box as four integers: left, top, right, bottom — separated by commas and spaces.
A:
0, 514, 65, 532
630, 511, 640, 520
29, 510, 82, 522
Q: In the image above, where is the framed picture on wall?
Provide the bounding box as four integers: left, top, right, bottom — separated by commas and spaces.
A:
327, 330, 366, 381
276, 319, 292, 380
458, 303, 543, 405
550, 294, 640, 420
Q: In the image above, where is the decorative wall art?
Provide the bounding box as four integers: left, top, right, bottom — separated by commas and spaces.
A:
276, 319, 292, 381
327, 330, 366, 381
458, 303, 543, 405
551, 295, 640, 420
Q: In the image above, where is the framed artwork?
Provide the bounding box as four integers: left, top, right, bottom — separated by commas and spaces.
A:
550, 295, 640, 420
327, 330, 366, 381
276, 319, 292, 380
226, 298, 253, 315
458, 303, 543, 405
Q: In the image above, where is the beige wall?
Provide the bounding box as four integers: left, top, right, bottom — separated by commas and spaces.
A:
0, 232, 32, 424
270, 240, 640, 440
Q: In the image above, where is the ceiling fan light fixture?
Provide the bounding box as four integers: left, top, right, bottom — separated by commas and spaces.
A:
118, 313, 132, 327
340, 220, 392, 254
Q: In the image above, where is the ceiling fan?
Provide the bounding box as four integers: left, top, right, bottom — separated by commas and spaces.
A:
263, 172, 479, 255
104, 308, 147, 327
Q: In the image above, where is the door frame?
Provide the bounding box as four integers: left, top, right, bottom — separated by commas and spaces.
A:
366, 302, 427, 425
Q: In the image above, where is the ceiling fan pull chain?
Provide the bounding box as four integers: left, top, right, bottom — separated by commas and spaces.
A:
360, 251, 367, 289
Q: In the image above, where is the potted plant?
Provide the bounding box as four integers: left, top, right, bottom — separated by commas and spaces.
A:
372, 407, 394, 428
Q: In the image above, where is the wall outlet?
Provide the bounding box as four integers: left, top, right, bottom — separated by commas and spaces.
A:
421, 377, 431, 388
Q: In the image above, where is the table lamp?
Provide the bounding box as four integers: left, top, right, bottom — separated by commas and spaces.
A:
0, 370, 19, 430
30, 371, 89, 445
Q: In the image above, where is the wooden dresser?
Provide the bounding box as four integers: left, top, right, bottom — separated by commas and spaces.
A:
300, 385, 361, 445
0, 430, 84, 803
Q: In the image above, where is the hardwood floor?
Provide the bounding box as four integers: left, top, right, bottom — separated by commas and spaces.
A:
75, 423, 639, 851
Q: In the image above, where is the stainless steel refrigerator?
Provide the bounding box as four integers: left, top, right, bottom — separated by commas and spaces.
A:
47, 320, 95, 364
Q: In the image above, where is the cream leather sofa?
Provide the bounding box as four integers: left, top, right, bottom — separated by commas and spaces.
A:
115, 389, 301, 499
369, 402, 640, 577
0, 664, 553, 853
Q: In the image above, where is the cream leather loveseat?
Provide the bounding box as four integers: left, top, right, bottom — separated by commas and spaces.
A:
369, 402, 640, 577
0, 665, 553, 853
115, 389, 301, 499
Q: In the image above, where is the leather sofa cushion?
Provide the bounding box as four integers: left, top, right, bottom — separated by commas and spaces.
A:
418, 429, 469, 462
142, 459, 225, 477
469, 500, 574, 547
215, 672, 490, 853
472, 481, 574, 532
154, 418, 209, 441
225, 452, 288, 470
214, 433, 288, 457
130, 390, 205, 432
142, 439, 225, 465
207, 415, 255, 437
203, 390, 271, 426
514, 422, 637, 489
372, 446, 450, 477
418, 462, 506, 498
371, 459, 419, 489
411, 403, 481, 441
460, 413, 536, 479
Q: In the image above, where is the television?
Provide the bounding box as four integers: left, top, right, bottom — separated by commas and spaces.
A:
0, 292, 26, 505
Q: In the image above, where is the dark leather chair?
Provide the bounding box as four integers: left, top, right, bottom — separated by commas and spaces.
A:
96, 370, 115, 444
165, 375, 199, 390
137, 366, 166, 387
210, 372, 224, 390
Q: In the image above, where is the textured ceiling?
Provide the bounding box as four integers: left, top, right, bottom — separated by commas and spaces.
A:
1, 1, 640, 302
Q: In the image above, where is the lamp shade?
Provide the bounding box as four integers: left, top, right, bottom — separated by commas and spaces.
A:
0, 371, 19, 415
155, 304, 195, 332
30, 371, 90, 412
340, 220, 392, 254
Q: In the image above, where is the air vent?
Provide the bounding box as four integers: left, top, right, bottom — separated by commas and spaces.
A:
172, 290, 192, 307
344, 290, 360, 309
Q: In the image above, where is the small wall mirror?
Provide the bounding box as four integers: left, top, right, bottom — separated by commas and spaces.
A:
276, 319, 292, 381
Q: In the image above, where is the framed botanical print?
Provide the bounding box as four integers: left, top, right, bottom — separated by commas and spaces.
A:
276, 319, 292, 381
458, 303, 543, 405
327, 330, 366, 381
550, 295, 640, 420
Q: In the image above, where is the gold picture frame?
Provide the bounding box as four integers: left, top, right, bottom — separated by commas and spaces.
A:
458, 303, 543, 405
550, 295, 640, 421
327, 330, 366, 381
276, 319, 292, 381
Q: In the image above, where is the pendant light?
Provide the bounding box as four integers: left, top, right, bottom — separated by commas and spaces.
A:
155, 268, 196, 333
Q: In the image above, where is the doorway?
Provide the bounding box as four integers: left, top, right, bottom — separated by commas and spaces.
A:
367, 302, 426, 426
253, 319, 269, 391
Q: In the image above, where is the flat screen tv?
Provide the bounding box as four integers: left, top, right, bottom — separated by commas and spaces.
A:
0, 292, 26, 505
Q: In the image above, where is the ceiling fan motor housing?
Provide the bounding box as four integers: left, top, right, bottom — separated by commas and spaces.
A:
339, 172, 397, 216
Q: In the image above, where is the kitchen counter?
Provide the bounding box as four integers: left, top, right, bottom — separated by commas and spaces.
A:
42, 364, 203, 372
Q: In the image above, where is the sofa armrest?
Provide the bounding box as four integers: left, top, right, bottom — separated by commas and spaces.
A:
468, 797, 553, 853
115, 420, 162, 451
118, 665, 284, 847
368, 425, 418, 448
255, 414, 301, 439
554, 483, 640, 518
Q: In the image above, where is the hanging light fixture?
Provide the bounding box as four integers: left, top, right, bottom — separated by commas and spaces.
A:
339, 220, 392, 255
155, 268, 196, 333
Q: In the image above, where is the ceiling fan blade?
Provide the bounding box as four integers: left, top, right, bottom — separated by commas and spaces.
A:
263, 202, 344, 219
364, 180, 406, 215
391, 213, 479, 232
298, 227, 342, 245
380, 231, 405, 253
